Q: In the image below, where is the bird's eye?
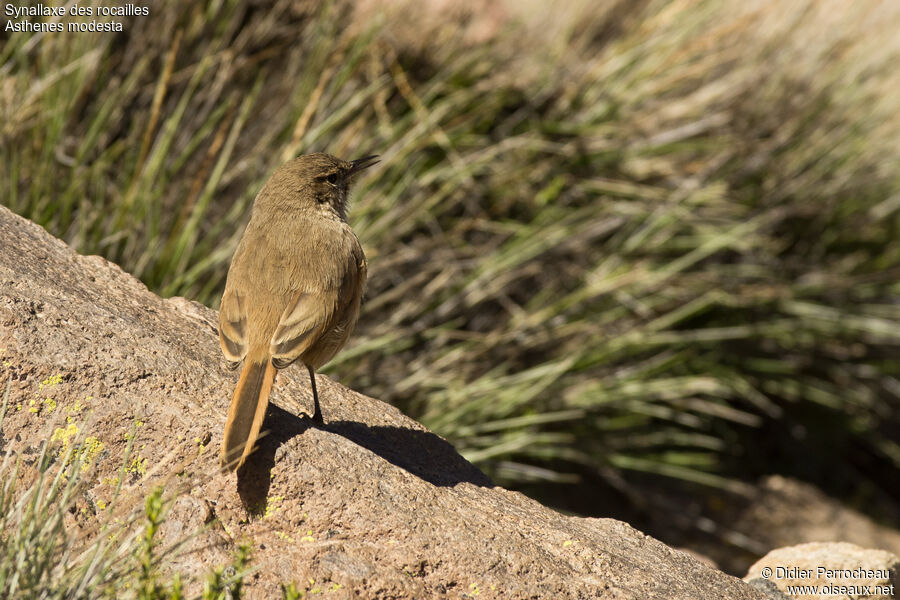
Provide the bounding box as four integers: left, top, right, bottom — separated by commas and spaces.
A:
324, 173, 339, 185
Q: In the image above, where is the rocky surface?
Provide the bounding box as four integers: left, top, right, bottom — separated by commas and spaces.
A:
745, 542, 899, 600
0, 203, 766, 598
738, 476, 900, 557
689, 475, 900, 576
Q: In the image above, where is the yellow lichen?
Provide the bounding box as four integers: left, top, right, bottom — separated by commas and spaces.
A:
275, 531, 295, 543
39, 374, 62, 390
127, 456, 147, 477
51, 424, 104, 472
81, 437, 104, 470
51, 423, 79, 446
264, 496, 284, 519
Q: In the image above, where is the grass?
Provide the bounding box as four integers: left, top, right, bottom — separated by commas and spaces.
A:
1, 0, 899, 541
0, 381, 257, 599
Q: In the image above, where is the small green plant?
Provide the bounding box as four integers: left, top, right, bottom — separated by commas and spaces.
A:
281, 582, 301, 600
137, 487, 167, 599
0, 380, 271, 599
194, 543, 250, 600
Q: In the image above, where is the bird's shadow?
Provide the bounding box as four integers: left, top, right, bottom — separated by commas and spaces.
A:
237, 403, 494, 513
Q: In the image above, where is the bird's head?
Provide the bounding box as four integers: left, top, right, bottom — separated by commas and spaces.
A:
258, 152, 379, 221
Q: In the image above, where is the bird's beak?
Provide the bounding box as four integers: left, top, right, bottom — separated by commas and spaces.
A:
348, 155, 380, 175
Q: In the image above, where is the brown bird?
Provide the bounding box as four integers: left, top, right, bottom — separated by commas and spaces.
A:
218, 152, 376, 472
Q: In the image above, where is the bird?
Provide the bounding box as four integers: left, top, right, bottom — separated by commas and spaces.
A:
217, 152, 376, 472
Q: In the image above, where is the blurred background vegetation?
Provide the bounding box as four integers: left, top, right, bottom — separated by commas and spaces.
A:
2, 0, 899, 571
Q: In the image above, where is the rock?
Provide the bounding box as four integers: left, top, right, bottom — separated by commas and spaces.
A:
745, 542, 899, 600
742, 476, 900, 557
745, 577, 791, 599
0, 203, 766, 598
688, 475, 900, 575
676, 546, 719, 569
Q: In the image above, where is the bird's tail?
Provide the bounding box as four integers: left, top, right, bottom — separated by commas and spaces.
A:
221, 358, 276, 472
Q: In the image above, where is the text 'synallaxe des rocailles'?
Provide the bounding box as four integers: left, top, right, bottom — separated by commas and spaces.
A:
4, 4, 150, 33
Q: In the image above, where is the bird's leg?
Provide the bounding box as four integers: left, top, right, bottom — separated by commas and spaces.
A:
307, 364, 323, 425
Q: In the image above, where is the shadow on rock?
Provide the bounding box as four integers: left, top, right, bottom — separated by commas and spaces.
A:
236, 403, 311, 513
237, 403, 492, 510
326, 420, 494, 488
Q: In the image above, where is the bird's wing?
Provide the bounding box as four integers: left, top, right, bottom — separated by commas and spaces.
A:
269, 290, 334, 368
269, 241, 367, 369
331, 243, 367, 334
218, 288, 248, 368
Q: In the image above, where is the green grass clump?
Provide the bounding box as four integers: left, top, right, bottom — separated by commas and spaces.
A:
2, 0, 899, 522
0, 383, 254, 599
